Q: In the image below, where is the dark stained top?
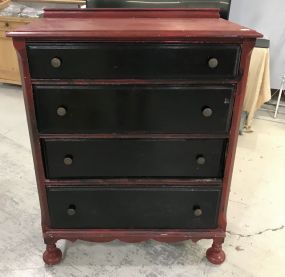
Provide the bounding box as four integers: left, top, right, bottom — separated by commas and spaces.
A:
7, 9, 262, 40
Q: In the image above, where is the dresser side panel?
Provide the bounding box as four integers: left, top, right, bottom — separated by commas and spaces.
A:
218, 39, 256, 230
12, 39, 51, 229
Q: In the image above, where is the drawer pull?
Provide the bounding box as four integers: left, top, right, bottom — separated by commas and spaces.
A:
5, 22, 9, 28
57, 106, 67, 117
63, 155, 73, 166
202, 107, 213, 117
193, 206, 203, 217
208, 58, 219, 69
196, 155, 206, 165
67, 205, 76, 216
50, 57, 62, 68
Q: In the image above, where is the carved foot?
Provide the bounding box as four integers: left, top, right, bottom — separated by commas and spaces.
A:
43, 243, 62, 265
206, 239, 226, 265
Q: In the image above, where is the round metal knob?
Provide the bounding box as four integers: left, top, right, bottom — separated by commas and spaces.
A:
196, 156, 206, 165
57, 106, 67, 117
193, 208, 202, 217
50, 57, 62, 68
202, 107, 213, 117
208, 58, 219, 69
64, 156, 73, 166
67, 205, 76, 216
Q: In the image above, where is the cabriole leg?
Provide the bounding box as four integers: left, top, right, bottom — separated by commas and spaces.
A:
43, 242, 62, 265
206, 238, 226, 265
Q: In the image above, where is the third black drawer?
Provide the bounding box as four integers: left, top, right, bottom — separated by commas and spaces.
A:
42, 139, 227, 179
34, 85, 235, 134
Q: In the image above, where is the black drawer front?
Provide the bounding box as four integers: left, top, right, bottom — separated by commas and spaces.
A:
35, 85, 234, 134
28, 43, 240, 79
43, 139, 226, 179
47, 186, 221, 229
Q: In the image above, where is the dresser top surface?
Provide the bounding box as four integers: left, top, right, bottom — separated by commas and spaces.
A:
7, 8, 262, 40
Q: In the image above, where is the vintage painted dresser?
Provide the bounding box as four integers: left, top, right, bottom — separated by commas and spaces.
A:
7, 8, 261, 265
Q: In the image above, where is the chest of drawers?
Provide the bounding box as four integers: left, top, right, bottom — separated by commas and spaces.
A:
8, 8, 261, 265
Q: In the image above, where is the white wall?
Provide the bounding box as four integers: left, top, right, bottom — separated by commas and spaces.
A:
230, 0, 285, 89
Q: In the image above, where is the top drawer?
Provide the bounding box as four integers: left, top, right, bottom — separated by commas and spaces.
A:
27, 43, 241, 80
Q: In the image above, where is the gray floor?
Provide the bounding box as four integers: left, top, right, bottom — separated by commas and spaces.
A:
0, 84, 284, 277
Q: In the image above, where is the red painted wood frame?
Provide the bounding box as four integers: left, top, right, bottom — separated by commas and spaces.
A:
9, 8, 260, 265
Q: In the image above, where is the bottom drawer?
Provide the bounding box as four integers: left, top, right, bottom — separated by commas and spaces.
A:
47, 186, 221, 229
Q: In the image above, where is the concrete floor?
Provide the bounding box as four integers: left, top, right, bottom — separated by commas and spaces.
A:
0, 84, 284, 277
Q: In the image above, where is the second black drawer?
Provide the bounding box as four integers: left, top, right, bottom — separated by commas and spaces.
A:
34, 85, 235, 134
42, 139, 227, 179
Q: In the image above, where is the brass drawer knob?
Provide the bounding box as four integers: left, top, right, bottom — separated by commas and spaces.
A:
208, 58, 219, 69
50, 57, 62, 68
57, 106, 67, 117
196, 156, 206, 165
67, 205, 76, 216
64, 156, 73, 166
193, 207, 203, 217
202, 107, 213, 117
